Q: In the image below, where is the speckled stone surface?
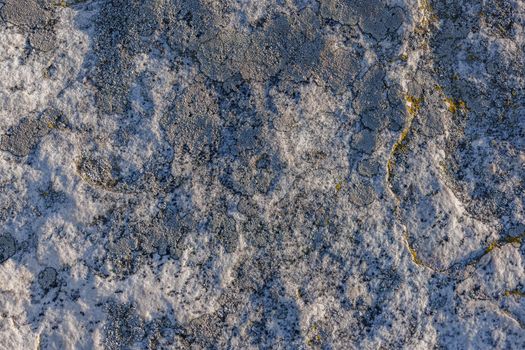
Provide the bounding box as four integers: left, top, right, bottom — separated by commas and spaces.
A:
0, 0, 524, 349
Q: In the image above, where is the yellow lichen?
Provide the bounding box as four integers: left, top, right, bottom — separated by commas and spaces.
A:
484, 241, 498, 254
404, 232, 425, 267
53, 0, 68, 7
418, 0, 438, 27
484, 232, 525, 254
386, 158, 395, 183
335, 182, 342, 192
504, 290, 525, 298
445, 98, 457, 113
405, 95, 423, 116
53, 0, 88, 8
306, 324, 322, 347
386, 95, 420, 185
296, 288, 303, 300
501, 234, 524, 245
389, 116, 414, 161
444, 98, 467, 113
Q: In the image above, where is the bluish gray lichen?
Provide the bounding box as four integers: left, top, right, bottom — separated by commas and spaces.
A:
37, 266, 58, 291
0, 0, 56, 52
0, 234, 16, 264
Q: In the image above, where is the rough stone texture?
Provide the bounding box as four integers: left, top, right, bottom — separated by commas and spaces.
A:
0, 0, 524, 349
0, 234, 16, 264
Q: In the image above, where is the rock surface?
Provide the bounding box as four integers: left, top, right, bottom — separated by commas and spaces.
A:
0, 0, 524, 348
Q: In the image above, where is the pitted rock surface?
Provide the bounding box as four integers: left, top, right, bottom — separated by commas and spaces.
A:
0, 0, 524, 348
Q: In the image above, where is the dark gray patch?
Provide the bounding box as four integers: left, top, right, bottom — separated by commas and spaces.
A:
354, 65, 388, 131
0, 117, 49, 157
319, 0, 360, 26
105, 302, 145, 350
319, 45, 361, 93
162, 82, 221, 165
38, 267, 58, 290
221, 154, 282, 196
29, 29, 56, 52
0, 0, 50, 29
358, 158, 381, 177
352, 129, 377, 154
211, 214, 238, 253
237, 196, 260, 217
481, 0, 516, 38
348, 180, 376, 206
358, 3, 404, 40
76, 155, 121, 189
197, 32, 248, 82
87, 0, 163, 115
39, 182, 67, 210
105, 235, 141, 276
0, 234, 16, 264
361, 110, 384, 130
197, 9, 324, 83
320, 1, 404, 40
243, 216, 275, 248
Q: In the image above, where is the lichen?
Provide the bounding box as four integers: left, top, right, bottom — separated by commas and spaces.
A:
404, 232, 424, 266
404, 95, 423, 116
484, 231, 525, 254
504, 290, 525, 298
444, 97, 467, 113
386, 94, 421, 184
417, 0, 438, 30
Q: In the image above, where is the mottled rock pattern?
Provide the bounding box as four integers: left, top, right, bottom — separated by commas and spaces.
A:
0, 0, 524, 349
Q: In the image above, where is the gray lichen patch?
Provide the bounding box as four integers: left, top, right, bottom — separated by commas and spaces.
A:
105, 235, 142, 277
39, 182, 67, 209
352, 129, 377, 154
220, 150, 283, 196
196, 31, 248, 83
105, 302, 145, 350
37, 267, 58, 291
481, 0, 517, 38
87, 0, 165, 115
0, 0, 57, 53
29, 29, 56, 52
85, 201, 195, 278
210, 212, 239, 253
353, 65, 389, 130
358, 158, 381, 178
0, 0, 51, 29
161, 80, 221, 164
358, 2, 404, 40
0, 234, 16, 264
319, 0, 360, 26
347, 180, 377, 207
318, 42, 361, 93
0, 116, 50, 157
242, 216, 274, 248
196, 8, 324, 83
76, 155, 121, 190
320, 0, 404, 40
